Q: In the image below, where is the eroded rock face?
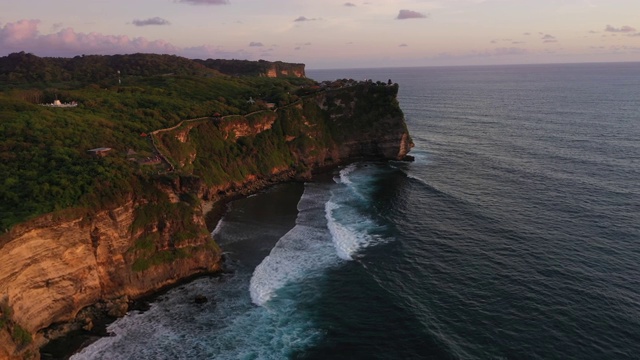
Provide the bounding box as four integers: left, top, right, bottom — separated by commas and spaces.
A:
0, 199, 221, 359
220, 113, 277, 139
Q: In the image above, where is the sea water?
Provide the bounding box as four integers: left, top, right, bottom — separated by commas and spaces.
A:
73, 62, 640, 359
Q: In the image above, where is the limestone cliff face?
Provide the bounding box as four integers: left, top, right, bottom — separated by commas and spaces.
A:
0, 198, 220, 359
263, 62, 305, 78
220, 113, 278, 139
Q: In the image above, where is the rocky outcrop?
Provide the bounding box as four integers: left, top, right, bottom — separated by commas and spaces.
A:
311, 83, 412, 162
220, 112, 278, 139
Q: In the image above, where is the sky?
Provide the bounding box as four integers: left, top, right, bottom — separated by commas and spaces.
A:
1, 0, 639, 69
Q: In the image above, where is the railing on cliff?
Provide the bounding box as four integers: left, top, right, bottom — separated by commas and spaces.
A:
149, 117, 211, 172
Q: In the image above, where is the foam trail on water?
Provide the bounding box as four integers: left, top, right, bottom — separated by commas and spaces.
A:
325, 201, 360, 260
249, 225, 335, 305
326, 164, 395, 259
250, 183, 339, 306
325, 201, 388, 260
338, 163, 357, 185
211, 215, 225, 237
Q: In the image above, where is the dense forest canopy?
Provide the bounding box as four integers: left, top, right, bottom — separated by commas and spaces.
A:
0, 52, 315, 230
194, 59, 305, 77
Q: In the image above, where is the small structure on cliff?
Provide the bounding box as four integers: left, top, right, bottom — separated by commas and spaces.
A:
88, 147, 112, 157
41, 99, 78, 108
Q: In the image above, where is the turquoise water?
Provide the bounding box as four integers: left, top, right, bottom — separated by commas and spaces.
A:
74, 63, 640, 359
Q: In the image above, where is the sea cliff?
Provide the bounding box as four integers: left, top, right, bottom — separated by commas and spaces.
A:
0, 80, 412, 360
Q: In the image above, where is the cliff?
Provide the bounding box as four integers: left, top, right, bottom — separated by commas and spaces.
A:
195, 59, 305, 78
0, 194, 221, 359
0, 81, 411, 359
0, 53, 304, 87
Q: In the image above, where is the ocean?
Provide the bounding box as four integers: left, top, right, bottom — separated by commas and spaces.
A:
72, 62, 640, 359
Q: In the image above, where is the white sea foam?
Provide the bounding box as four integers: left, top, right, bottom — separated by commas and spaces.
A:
249, 224, 336, 305
325, 163, 395, 260
73, 271, 324, 359
249, 183, 339, 306
325, 200, 383, 260
338, 163, 357, 185
211, 215, 225, 237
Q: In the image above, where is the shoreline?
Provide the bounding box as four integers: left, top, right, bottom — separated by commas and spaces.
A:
37, 160, 406, 359
42, 181, 307, 360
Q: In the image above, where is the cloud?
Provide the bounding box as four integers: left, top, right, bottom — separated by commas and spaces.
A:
344, 2, 356, 6
630, 32, 640, 37
0, 19, 250, 60
399, 43, 408, 47
294, 16, 319, 22
491, 47, 528, 56
180, 44, 250, 59
132, 17, 171, 27
523, 32, 531, 36
607, 45, 640, 53
249, 41, 263, 47
396, 10, 427, 20
434, 47, 529, 62
176, 0, 228, 4
0, 19, 40, 44
605, 25, 636, 33
541, 34, 557, 43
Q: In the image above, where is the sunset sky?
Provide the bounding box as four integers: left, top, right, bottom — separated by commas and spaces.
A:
1, 0, 639, 69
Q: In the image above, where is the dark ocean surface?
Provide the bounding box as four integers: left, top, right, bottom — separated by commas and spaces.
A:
73, 62, 640, 359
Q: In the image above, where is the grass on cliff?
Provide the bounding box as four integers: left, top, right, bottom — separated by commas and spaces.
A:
11, 324, 32, 347
0, 303, 32, 347
0, 69, 314, 230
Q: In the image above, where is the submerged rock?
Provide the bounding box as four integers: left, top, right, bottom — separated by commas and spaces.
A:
194, 295, 208, 304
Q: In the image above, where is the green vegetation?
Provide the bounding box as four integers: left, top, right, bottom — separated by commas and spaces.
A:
0, 53, 315, 230
160, 115, 300, 186
131, 248, 190, 272
131, 233, 159, 251
0, 53, 403, 234
0, 303, 32, 347
194, 58, 305, 78
323, 83, 404, 141
11, 324, 32, 347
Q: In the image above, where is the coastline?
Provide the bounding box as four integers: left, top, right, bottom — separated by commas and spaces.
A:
44, 181, 306, 360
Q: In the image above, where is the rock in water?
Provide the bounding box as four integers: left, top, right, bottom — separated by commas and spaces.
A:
194, 295, 208, 304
